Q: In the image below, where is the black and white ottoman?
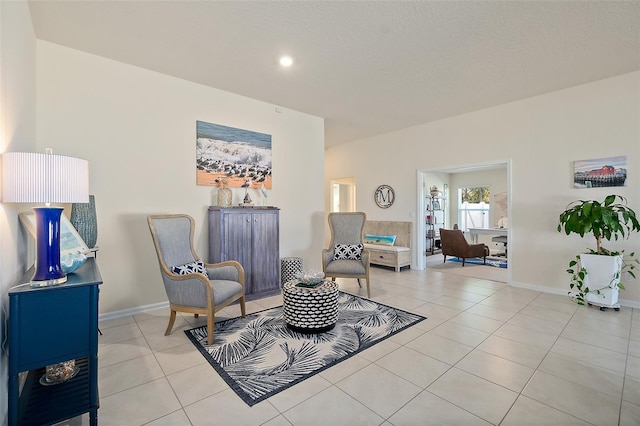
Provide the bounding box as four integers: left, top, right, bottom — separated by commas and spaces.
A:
280, 257, 303, 287
282, 280, 339, 333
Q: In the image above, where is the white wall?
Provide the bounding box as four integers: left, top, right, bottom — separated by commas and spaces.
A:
449, 167, 508, 239
326, 72, 640, 306
0, 1, 37, 422
36, 41, 325, 315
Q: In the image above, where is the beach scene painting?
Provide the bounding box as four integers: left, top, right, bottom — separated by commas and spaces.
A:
573, 155, 627, 189
196, 120, 272, 189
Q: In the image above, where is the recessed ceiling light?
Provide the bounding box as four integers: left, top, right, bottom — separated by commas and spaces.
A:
279, 56, 293, 67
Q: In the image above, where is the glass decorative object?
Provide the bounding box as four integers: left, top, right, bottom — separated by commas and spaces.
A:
260, 182, 268, 206
41, 360, 79, 385
61, 252, 88, 274
70, 194, 98, 248
243, 190, 252, 205
217, 178, 233, 207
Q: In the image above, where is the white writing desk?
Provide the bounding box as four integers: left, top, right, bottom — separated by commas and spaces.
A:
467, 227, 508, 244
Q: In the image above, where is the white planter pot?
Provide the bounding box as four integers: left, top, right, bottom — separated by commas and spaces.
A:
580, 253, 623, 306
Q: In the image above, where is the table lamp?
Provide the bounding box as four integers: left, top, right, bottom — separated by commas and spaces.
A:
1, 149, 89, 287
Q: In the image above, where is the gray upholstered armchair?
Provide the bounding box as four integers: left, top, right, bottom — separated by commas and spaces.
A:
322, 212, 371, 298
147, 214, 246, 345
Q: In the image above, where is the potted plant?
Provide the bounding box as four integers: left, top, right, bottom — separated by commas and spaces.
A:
557, 194, 640, 306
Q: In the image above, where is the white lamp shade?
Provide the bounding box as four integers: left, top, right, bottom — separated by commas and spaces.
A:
2, 152, 89, 203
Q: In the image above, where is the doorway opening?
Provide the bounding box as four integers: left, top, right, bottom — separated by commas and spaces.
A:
330, 177, 356, 213
416, 160, 512, 275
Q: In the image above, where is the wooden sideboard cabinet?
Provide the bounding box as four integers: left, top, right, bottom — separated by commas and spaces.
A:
208, 207, 280, 300
7, 258, 102, 426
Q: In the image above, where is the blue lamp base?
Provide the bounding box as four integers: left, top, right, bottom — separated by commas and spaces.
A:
31, 206, 67, 287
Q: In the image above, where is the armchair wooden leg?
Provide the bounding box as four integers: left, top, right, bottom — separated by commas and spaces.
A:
207, 314, 214, 345
357, 279, 362, 288
462, 258, 466, 267
443, 255, 447, 263
239, 296, 247, 318
165, 310, 177, 336
194, 314, 199, 318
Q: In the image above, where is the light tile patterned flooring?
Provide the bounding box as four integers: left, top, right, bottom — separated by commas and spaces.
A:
68, 260, 639, 425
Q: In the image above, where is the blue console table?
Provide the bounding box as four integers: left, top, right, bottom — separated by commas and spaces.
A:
8, 258, 102, 426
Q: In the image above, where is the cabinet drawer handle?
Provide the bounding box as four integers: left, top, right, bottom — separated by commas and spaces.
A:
247, 218, 251, 222
379, 255, 384, 258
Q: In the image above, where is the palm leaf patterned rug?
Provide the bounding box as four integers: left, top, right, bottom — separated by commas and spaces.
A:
184, 292, 426, 406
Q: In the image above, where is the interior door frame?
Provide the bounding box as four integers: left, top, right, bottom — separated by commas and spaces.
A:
415, 159, 512, 273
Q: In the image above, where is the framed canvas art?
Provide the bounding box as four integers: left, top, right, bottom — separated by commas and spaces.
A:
196, 120, 272, 189
573, 156, 627, 189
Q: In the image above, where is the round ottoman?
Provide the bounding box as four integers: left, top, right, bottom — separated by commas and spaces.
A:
280, 257, 303, 287
282, 279, 339, 333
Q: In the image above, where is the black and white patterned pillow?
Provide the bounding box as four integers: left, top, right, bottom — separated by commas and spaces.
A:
333, 244, 363, 260
171, 260, 209, 277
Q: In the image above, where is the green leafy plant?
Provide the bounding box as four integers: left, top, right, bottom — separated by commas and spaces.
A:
558, 195, 640, 304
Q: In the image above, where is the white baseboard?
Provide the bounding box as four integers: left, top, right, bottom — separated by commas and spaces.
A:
616, 297, 640, 309
509, 280, 567, 296
99, 301, 169, 322
510, 280, 640, 309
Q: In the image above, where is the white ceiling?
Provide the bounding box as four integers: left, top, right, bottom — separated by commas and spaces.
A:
28, 1, 640, 148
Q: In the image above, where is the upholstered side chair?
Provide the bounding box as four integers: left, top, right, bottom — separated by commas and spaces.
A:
322, 212, 371, 298
440, 228, 489, 267
147, 214, 246, 345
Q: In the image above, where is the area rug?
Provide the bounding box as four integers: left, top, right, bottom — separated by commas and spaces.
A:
184, 292, 426, 406
448, 256, 507, 268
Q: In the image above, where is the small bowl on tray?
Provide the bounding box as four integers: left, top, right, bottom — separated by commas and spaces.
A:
295, 270, 325, 288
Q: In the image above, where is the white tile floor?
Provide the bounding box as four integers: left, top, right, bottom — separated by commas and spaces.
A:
68, 260, 639, 425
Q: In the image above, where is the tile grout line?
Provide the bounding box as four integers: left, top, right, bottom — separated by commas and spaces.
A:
94, 272, 638, 425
